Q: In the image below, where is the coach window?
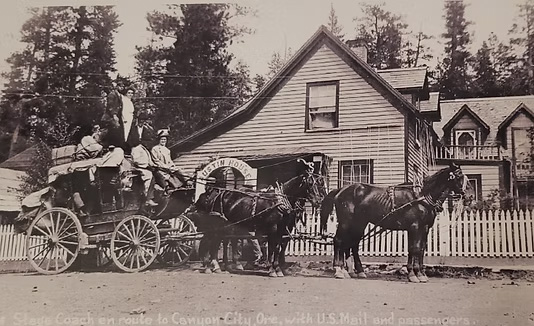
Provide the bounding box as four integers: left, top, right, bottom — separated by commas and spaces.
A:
339, 159, 373, 187
305, 81, 339, 130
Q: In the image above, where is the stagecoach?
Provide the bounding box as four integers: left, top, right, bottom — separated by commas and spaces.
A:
17, 149, 198, 274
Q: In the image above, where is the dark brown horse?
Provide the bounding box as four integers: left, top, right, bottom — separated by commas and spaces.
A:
190, 163, 326, 277
320, 163, 467, 282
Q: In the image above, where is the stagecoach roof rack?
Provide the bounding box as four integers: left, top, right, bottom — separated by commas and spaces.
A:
47, 152, 128, 184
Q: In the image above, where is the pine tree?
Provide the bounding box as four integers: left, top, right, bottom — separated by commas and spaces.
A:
509, 0, 534, 95
266, 48, 293, 78
472, 41, 500, 97
327, 4, 345, 41
402, 31, 433, 67
353, 2, 407, 69
0, 6, 120, 193
135, 4, 252, 141
438, 0, 473, 99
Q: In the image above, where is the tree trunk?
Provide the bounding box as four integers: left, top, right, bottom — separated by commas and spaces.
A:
70, 6, 87, 95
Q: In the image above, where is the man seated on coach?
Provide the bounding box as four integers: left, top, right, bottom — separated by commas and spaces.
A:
129, 109, 158, 207
151, 129, 189, 191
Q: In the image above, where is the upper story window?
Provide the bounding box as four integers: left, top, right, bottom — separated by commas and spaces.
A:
306, 81, 339, 130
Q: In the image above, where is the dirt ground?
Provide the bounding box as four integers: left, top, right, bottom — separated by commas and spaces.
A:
0, 262, 533, 326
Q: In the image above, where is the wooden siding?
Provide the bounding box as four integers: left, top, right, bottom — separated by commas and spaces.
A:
430, 164, 501, 199
174, 44, 407, 189
454, 113, 480, 130
503, 111, 534, 159
406, 118, 431, 183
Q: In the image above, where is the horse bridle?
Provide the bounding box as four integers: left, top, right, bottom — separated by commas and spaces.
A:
300, 172, 326, 206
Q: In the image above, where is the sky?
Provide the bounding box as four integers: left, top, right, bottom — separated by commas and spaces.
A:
0, 0, 526, 88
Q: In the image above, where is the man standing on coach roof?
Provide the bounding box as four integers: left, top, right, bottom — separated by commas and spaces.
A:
100, 84, 137, 153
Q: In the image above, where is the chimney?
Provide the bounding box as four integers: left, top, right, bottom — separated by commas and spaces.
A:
346, 39, 368, 63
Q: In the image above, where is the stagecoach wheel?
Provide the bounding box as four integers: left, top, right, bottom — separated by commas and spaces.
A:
111, 215, 160, 272
26, 208, 82, 275
158, 215, 198, 266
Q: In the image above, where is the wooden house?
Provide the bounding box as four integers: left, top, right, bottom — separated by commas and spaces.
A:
170, 26, 436, 193
0, 168, 24, 224
432, 95, 534, 206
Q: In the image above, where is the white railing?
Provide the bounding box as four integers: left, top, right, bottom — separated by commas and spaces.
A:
435, 145, 500, 161
1, 209, 534, 261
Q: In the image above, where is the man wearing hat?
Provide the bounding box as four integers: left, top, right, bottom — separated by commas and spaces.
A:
151, 129, 188, 190
100, 85, 136, 151
129, 109, 158, 207
75, 125, 104, 160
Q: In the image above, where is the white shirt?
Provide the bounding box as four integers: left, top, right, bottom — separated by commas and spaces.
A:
121, 95, 135, 140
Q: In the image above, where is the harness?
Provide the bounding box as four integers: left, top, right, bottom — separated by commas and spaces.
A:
206, 187, 293, 229
360, 191, 445, 243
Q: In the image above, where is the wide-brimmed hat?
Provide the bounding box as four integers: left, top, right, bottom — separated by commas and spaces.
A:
157, 129, 170, 138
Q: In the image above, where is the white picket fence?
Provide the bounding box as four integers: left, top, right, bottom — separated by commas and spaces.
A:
1, 209, 534, 261
286, 208, 534, 257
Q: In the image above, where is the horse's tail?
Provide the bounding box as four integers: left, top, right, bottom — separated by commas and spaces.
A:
320, 188, 341, 234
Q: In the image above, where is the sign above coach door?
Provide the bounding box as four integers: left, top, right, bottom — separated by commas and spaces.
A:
195, 157, 257, 200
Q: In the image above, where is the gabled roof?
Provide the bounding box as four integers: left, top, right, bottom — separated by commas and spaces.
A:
0, 168, 24, 212
442, 104, 490, 133
420, 91, 441, 121
170, 25, 422, 154
433, 95, 534, 142
498, 102, 534, 131
0, 145, 38, 172
377, 67, 428, 91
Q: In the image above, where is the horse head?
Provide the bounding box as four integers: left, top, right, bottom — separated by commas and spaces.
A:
422, 162, 467, 200
445, 162, 468, 198
292, 159, 327, 209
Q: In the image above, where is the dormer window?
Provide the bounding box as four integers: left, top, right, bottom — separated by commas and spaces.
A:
306, 81, 339, 130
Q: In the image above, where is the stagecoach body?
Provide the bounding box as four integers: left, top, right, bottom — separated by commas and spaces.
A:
17, 151, 198, 274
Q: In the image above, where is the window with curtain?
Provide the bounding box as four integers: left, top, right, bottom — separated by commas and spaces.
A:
306, 81, 339, 130
339, 160, 373, 187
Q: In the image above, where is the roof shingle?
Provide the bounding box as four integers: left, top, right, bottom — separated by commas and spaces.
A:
377, 67, 427, 90
434, 95, 534, 144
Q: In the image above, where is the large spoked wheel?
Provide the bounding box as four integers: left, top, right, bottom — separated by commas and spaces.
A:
158, 215, 198, 266
26, 207, 82, 274
111, 215, 160, 272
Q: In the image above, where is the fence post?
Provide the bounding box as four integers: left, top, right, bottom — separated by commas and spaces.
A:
439, 208, 451, 257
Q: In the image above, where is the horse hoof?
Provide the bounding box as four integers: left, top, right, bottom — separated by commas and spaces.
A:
269, 271, 278, 278
276, 270, 284, 277
417, 274, 428, 283
348, 272, 358, 279
342, 269, 351, 279
408, 274, 420, 283
234, 263, 244, 271
334, 267, 345, 279
357, 272, 367, 279
213, 268, 222, 274
203, 268, 212, 274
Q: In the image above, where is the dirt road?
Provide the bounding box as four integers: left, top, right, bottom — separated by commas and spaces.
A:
0, 268, 532, 326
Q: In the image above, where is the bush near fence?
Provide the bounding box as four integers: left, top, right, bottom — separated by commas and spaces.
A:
1, 209, 534, 261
